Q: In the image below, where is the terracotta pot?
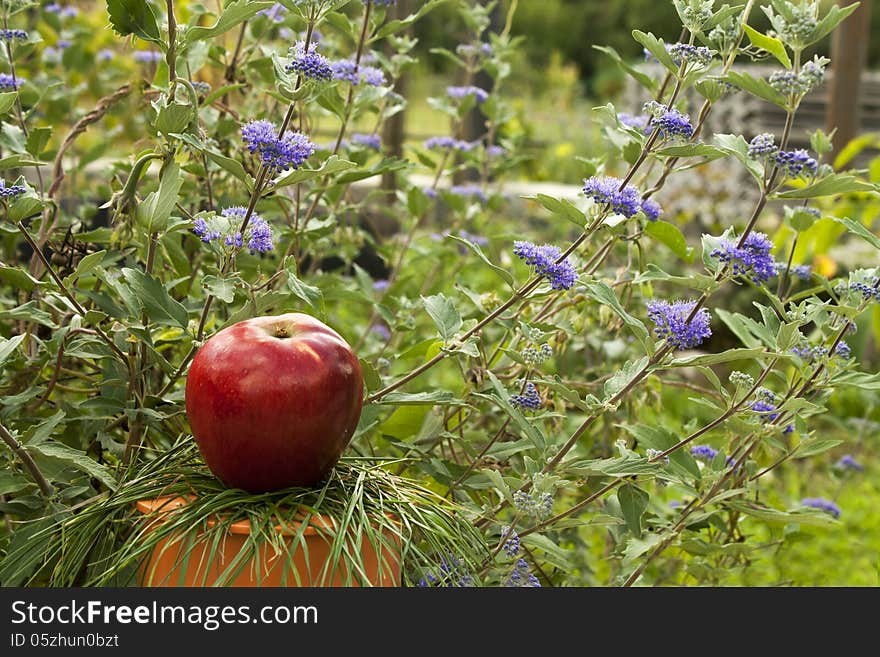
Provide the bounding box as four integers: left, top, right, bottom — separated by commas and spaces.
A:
135, 496, 401, 587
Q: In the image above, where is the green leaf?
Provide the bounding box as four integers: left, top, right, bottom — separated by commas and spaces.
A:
284, 265, 324, 311
715, 309, 765, 349
714, 133, 764, 183
0, 92, 17, 114
106, 0, 163, 45
0, 154, 42, 170
773, 174, 878, 200
373, 391, 467, 406
272, 155, 357, 189
620, 423, 701, 479
171, 132, 252, 188
583, 280, 653, 356
156, 102, 195, 136
525, 193, 586, 228
654, 143, 727, 160
618, 484, 649, 536
631, 263, 716, 292
807, 2, 860, 47
0, 334, 26, 368
121, 267, 189, 328
359, 359, 381, 392
795, 438, 843, 458
669, 347, 767, 367
631, 30, 677, 74
9, 195, 43, 222
645, 220, 693, 261
726, 501, 837, 527
593, 45, 658, 92
787, 207, 819, 232
201, 275, 235, 303
447, 234, 515, 290
336, 157, 409, 185
63, 250, 108, 286
0, 265, 45, 292
29, 441, 117, 489
604, 356, 649, 399
372, 0, 447, 41
694, 79, 725, 103
422, 293, 462, 342
138, 160, 182, 233
25, 127, 51, 158
829, 370, 880, 391
742, 24, 791, 68
723, 71, 788, 109
182, 1, 274, 48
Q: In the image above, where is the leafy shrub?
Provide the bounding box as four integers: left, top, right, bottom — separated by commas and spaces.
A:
0, 0, 878, 587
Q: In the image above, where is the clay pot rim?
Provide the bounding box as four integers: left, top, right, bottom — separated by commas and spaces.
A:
135, 495, 361, 537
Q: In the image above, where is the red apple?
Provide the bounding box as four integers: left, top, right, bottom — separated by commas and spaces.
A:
185, 313, 364, 492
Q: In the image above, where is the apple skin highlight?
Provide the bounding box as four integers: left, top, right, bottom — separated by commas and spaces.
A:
185, 313, 364, 492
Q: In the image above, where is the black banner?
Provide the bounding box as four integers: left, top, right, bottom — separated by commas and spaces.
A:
0, 586, 864, 651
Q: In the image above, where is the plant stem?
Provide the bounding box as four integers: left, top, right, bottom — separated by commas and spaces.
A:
0, 422, 54, 498
16, 221, 129, 364
166, 0, 177, 86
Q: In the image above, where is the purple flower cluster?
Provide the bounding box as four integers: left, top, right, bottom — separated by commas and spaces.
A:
241, 120, 315, 172
46, 3, 78, 18
330, 59, 385, 86
0, 178, 26, 200
0, 73, 22, 90
417, 556, 475, 587
834, 342, 852, 359
510, 382, 542, 410
513, 490, 554, 519
456, 42, 493, 60
646, 299, 712, 350
423, 136, 477, 152
257, 3, 286, 22
505, 559, 541, 587
0, 29, 27, 40
351, 133, 381, 150
286, 42, 332, 81
97, 49, 115, 61
801, 497, 841, 519
791, 343, 828, 363
748, 133, 777, 158
691, 445, 719, 461
644, 102, 694, 140
848, 280, 879, 302
768, 70, 805, 95
192, 208, 274, 255
836, 454, 863, 471
768, 61, 825, 95
512, 241, 578, 290
446, 85, 489, 103
775, 261, 812, 281
750, 399, 780, 422
583, 176, 657, 219
668, 43, 714, 67
486, 144, 506, 158
501, 527, 521, 557
522, 343, 553, 365
617, 112, 650, 133
640, 198, 662, 222
190, 81, 211, 95
133, 50, 163, 63
775, 149, 818, 178
711, 232, 776, 283
449, 184, 488, 203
